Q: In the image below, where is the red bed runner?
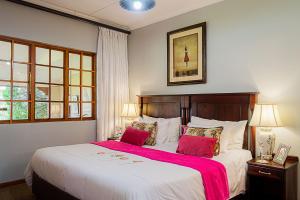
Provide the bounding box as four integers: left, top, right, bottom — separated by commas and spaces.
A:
92, 141, 229, 200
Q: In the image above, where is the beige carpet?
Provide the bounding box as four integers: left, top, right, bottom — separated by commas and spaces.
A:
0, 183, 35, 200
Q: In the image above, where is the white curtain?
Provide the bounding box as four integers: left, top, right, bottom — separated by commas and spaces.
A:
97, 27, 129, 141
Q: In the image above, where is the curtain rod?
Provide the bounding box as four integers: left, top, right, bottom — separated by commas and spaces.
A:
5, 0, 131, 35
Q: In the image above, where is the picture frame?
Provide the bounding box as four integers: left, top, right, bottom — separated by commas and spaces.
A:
167, 22, 207, 86
273, 143, 291, 165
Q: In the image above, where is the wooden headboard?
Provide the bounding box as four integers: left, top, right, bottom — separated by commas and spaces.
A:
138, 93, 258, 156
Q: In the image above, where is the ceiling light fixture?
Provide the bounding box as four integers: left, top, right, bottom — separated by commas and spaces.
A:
120, 0, 155, 12
133, 1, 142, 10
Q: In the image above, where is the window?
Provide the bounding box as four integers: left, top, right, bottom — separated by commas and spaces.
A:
35, 47, 64, 120
0, 35, 96, 123
0, 40, 30, 122
68, 52, 95, 119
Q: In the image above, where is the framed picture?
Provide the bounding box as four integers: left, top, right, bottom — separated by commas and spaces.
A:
167, 22, 206, 86
273, 143, 291, 165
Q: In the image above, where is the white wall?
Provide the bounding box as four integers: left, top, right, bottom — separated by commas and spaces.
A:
0, 1, 98, 51
0, 1, 98, 183
129, 0, 300, 197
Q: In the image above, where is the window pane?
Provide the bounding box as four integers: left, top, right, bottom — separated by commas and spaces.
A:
13, 63, 28, 82
82, 55, 92, 70
13, 83, 28, 100
51, 68, 63, 84
69, 103, 80, 118
0, 82, 10, 100
36, 47, 49, 65
51, 103, 63, 119
0, 41, 11, 60
35, 84, 49, 101
36, 65, 49, 83
12, 102, 28, 120
82, 103, 92, 118
51, 50, 64, 67
82, 87, 92, 102
35, 102, 49, 119
69, 86, 80, 101
51, 85, 63, 101
82, 71, 92, 86
14, 43, 29, 63
69, 70, 80, 85
0, 102, 10, 120
0, 61, 11, 80
69, 53, 80, 69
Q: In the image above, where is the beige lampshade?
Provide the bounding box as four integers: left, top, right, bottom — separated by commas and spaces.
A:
121, 103, 139, 118
250, 104, 283, 127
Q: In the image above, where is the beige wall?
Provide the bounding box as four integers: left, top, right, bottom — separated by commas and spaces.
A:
0, 1, 98, 183
129, 0, 300, 197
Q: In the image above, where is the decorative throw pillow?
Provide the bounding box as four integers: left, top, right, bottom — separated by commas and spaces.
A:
131, 121, 158, 146
139, 116, 170, 144
190, 116, 247, 150
176, 135, 217, 158
120, 127, 149, 146
185, 126, 223, 155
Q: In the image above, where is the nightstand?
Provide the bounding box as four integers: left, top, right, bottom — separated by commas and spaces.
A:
107, 137, 120, 141
247, 156, 298, 200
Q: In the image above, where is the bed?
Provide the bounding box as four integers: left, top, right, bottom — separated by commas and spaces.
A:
25, 93, 258, 200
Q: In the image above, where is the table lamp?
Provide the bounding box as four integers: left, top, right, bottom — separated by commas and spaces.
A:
250, 104, 283, 163
121, 103, 139, 127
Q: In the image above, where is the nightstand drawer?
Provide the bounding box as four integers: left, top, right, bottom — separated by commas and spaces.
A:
248, 165, 283, 180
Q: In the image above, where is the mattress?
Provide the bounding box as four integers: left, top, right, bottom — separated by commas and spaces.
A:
25, 142, 252, 200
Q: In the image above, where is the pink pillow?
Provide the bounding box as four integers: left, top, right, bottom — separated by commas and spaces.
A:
120, 127, 149, 146
176, 135, 217, 158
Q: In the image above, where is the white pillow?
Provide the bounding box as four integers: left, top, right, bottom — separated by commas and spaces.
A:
166, 117, 181, 142
139, 116, 169, 144
190, 116, 248, 150
141, 115, 181, 144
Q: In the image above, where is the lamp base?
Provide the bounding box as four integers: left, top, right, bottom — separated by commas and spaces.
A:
257, 128, 275, 159
255, 155, 273, 164
261, 154, 273, 160
124, 118, 135, 128
255, 159, 270, 164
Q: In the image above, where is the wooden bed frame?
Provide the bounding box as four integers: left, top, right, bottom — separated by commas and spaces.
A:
32, 92, 258, 200
139, 93, 257, 155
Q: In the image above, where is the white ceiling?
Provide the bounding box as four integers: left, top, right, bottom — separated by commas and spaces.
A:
24, 0, 224, 30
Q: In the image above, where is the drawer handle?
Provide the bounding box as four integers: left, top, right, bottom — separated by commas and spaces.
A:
258, 170, 271, 175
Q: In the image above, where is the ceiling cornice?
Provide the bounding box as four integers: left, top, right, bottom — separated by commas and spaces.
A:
5, 0, 131, 34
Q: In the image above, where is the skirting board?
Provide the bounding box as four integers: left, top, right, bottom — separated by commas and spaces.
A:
0, 179, 25, 188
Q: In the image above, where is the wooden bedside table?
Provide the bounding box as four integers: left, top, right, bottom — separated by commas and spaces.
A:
107, 137, 120, 141
247, 156, 298, 200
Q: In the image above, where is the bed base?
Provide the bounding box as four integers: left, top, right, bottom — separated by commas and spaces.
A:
32, 172, 79, 200
32, 171, 246, 200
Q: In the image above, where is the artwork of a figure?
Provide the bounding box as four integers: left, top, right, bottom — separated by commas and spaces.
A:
184, 46, 189, 68
173, 33, 198, 77
167, 22, 206, 85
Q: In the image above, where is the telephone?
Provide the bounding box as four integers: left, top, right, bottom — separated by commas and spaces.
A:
111, 126, 123, 139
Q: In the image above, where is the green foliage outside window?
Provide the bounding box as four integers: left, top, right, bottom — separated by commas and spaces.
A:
0, 86, 48, 120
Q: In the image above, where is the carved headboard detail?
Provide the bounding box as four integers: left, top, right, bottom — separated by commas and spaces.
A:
138, 93, 258, 156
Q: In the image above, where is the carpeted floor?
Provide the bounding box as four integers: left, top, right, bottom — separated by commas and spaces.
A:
0, 183, 35, 200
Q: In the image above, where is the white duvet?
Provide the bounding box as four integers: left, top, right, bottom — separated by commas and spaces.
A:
25, 142, 252, 200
